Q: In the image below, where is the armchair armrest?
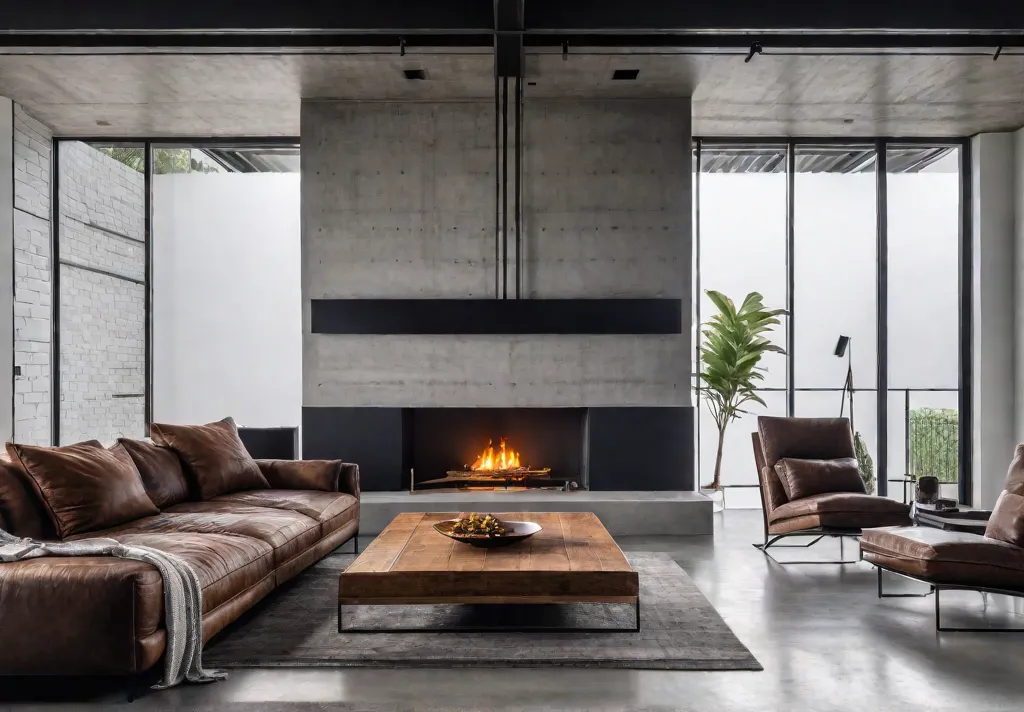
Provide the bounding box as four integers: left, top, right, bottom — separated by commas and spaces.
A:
256, 459, 361, 497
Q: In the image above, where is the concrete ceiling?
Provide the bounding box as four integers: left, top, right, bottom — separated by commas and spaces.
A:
0, 50, 1022, 137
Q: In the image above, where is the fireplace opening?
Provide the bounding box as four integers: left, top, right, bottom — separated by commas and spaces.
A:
404, 408, 587, 492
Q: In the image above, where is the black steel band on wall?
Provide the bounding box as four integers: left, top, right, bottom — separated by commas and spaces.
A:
303, 406, 694, 492
309, 298, 683, 335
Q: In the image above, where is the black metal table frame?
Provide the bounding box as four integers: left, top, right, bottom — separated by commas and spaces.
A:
874, 563, 1024, 632
338, 597, 640, 633
753, 527, 863, 565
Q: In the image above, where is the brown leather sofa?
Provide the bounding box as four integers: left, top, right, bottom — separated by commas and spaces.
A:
861, 444, 1024, 630
0, 423, 359, 676
752, 416, 911, 563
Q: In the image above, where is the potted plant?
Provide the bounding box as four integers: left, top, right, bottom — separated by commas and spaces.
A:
700, 290, 787, 491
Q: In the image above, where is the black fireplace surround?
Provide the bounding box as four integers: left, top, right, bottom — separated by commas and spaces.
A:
303, 406, 693, 492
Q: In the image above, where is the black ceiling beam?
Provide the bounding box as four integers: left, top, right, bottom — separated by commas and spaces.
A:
0, 0, 493, 33
524, 0, 1024, 33
494, 0, 524, 78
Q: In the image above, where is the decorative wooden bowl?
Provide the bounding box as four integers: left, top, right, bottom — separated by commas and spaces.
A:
432, 519, 542, 548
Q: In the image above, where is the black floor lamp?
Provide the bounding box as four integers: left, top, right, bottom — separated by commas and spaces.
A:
835, 335, 854, 429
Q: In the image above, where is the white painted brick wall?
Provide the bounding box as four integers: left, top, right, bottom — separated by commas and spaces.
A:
58, 142, 146, 443
13, 105, 52, 445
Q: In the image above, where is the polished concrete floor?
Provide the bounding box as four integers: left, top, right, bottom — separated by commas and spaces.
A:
4, 509, 1024, 712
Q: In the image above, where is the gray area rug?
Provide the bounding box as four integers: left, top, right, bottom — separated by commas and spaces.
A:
205, 552, 761, 671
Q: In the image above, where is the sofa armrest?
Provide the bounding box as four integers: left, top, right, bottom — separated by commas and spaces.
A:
256, 459, 360, 497
0, 556, 164, 675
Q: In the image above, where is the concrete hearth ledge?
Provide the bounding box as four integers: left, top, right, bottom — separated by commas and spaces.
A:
359, 491, 713, 537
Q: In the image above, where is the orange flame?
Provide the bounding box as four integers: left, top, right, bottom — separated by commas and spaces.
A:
471, 438, 521, 472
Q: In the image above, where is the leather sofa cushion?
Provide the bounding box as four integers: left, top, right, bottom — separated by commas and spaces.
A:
986, 490, 1024, 548
116, 438, 191, 509
774, 457, 865, 501
6, 441, 159, 539
256, 459, 342, 492
151, 417, 269, 500
0, 453, 55, 540
162, 502, 321, 566
213, 489, 358, 534
861, 526, 1024, 591
768, 492, 911, 533
79, 530, 274, 614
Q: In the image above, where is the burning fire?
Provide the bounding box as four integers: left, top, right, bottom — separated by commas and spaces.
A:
471, 438, 522, 472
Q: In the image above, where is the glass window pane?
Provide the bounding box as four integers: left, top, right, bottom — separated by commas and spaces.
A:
887, 147, 960, 388
698, 144, 788, 389
58, 142, 146, 444
794, 145, 877, 389
699, 390, 786, 489
152, 143, 301, 428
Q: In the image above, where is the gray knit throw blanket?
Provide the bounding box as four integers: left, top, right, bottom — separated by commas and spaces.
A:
0, 529, 226, 689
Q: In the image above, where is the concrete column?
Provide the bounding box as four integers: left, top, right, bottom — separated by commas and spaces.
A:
971, 132, 1016, 508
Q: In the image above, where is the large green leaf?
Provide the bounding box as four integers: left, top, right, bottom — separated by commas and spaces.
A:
699, 289, 787, 431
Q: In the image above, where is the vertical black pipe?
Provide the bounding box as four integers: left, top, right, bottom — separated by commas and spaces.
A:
958, 138, 973, 505
49, 139, 60, 445
785, 142, 795, 417
494, 73, 500, 299
904, 388, 910, 477
693, 139, 702, 491
876, 140, 888, 497
514, 75, 522, 299
501, 77, 509, 300
143, 142, 153, 434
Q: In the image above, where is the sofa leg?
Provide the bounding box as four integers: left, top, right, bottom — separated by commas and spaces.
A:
754, 533, 859, 564
877, 566, 934, 598
353, 535, 359, 554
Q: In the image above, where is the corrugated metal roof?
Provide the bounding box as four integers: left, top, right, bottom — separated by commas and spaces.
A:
699, 145, 956, 174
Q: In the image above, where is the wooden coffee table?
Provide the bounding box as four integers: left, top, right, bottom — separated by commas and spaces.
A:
338, 512, 639, 632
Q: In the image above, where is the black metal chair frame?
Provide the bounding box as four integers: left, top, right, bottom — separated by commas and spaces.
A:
753, 528, 863, 565
875, 563, 1024, 632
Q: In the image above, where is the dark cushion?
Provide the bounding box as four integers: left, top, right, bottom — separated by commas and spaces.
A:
757, 416, 855, 469
6, 440, 159, 539
150, 417, 268, 500
774, 457, 865, 501
986, 490, 1024, 548
768, 492, 911, 533
0, 454, 56, 539
116, 438, 191, 509
255, 459, 342, 492
213, 489, 359, 535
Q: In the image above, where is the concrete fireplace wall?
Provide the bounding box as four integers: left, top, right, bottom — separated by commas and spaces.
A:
301, 98, 692, 409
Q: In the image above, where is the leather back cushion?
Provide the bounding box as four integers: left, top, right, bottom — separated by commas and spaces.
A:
116, 438, 191, 509
0, 454, 56, 539
985, 490, 1024, 548
1004, 444, 1024, 496
151, 417, 268, 500
757, 416, 856, 469
6, 441, 159, 539
774, 457, 866, 501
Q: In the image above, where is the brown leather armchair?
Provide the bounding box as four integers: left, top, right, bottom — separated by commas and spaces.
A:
752, 416, 912, 564
861, 444, 1024, 631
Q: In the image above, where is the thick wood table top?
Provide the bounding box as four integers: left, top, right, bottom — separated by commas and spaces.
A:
339, 512, 638, 604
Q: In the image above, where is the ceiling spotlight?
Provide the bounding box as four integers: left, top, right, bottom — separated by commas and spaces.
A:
612, 69, 640, 81
403, 69, 428, 80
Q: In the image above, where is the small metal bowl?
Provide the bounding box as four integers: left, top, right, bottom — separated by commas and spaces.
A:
433, 519, 542, 548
